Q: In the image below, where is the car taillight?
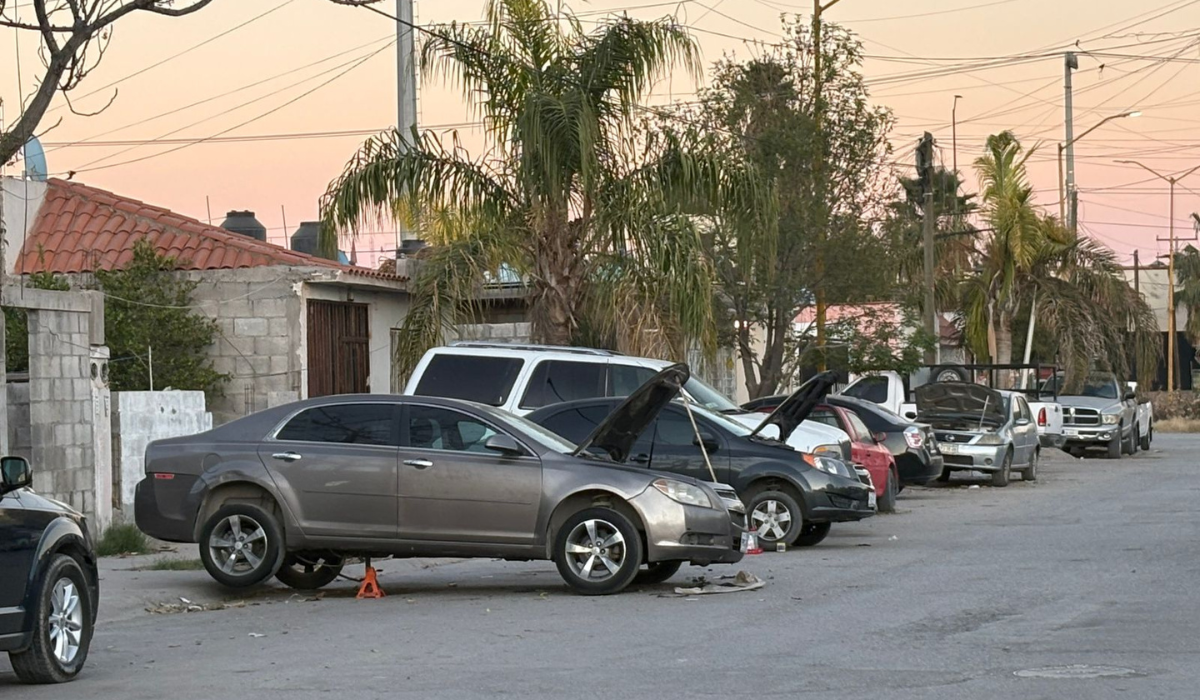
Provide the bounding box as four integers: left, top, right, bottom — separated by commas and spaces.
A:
904, 426, 924, 449
1038, 407, 1047, 426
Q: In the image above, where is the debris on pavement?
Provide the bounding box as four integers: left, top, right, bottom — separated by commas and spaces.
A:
673, 571, 764, 596
145, 600, 247, 615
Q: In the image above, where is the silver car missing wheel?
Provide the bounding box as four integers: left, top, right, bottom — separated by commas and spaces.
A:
134, 365, 745, 595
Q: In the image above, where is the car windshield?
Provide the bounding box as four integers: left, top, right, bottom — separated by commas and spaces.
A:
1042, 374, 1118, 399
683, 377, 740, 412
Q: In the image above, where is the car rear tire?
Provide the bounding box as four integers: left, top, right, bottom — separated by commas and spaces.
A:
554, 508, 642, 596
878, 469, 898, 513
1106, 430, 1122, 460
633, 561, 683, 586
1140, 423, 1152, 451
794, 522, 832, 547
936, 468, 952, 483
274, 554, 344, 590
991, 451, 1011, 487
746, 488, 804, 547
9, 554, 93, 684
199, 503, 285, 589
1022, 449, 1039, 482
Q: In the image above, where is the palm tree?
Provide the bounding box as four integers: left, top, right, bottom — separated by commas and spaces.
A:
960, 131, 1159, 384
320, 0, 748, 377
1173, 244, 1200, 346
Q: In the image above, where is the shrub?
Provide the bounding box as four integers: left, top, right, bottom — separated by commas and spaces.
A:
96, 522, 154, 557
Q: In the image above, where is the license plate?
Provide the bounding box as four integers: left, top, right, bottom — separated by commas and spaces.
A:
940, 443, 960, 454
868, 491, 877, 509
1063, 428, 1079, 437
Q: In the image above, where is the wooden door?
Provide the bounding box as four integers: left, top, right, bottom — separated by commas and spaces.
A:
307, 300, 370, 397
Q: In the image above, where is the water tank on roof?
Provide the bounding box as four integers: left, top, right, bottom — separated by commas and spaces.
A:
291, 221, 321, 256
220, 210, 267, 241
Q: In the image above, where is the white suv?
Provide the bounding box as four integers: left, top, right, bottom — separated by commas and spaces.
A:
403, 343, 853, 458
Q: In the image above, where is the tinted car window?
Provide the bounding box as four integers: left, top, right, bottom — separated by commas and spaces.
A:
655, 409, 702, 446
414, 355, 524, 406
520, 361, 606, 409
843, 376, 888, 404
846, 411, 873, 441
407, 405, 509, 454
537, 404, 611, 443
277, 404, 396, 446
608, 365, 657, 397
808, 408, 842, 431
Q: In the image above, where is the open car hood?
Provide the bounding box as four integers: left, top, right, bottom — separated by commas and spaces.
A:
915, 382, 1005, 426
573, 363, 689, 462
750, 371, 838, 442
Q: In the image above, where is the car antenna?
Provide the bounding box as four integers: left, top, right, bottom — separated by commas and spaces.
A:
680, 395, 719, 483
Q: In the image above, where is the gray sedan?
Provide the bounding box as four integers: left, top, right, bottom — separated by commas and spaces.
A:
134, 366, 745, 595
916, 382, 1040, 487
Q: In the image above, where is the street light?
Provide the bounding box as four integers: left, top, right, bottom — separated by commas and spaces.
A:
1058, 110, 1141, 228
1113, 159, 1200, 393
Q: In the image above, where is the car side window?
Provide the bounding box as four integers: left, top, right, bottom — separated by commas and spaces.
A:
537, 405, 611, 444
406, 406, 514, 454
807, 408, 842, 431
413, 355, 525, 406
1016, 397, 1032, 422
608, 365, 657, 397
846, 412, 872, 441
843, 376, 888, 404
520, 360, 607, 409
276, 404, 397, 446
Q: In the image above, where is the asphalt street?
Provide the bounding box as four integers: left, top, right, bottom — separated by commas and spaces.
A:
4, 435, 1199, 699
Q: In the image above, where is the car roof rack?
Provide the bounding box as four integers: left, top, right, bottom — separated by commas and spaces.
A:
447, 341, 623, 357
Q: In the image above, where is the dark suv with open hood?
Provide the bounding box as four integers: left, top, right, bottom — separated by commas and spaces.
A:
136, 365, 743, 595
529, 372, 874, 549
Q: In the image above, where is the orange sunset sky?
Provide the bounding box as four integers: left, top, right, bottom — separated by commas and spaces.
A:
3, 0, 1200, 268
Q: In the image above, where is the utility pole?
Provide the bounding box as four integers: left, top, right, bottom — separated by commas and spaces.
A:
396, 0, 419, 243
952, 95, 962, 178
811, 0, 842, 371
1063, 52, 1078, 232
1134, 249, 1140, 299
918, 132, 937, 365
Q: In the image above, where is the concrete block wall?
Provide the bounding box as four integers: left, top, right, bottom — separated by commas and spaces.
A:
7, 382, 32, 462
27, 307, 97, 521
184, 268, 304, 425
450, 322, 533, 344
111, 391, 211, 518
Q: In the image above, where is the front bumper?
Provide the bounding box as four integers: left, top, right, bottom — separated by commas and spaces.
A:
938, 443, 1008, 472
804, 471, 876, 523
1061, 427, 1118, 444
630, 487, 745, 566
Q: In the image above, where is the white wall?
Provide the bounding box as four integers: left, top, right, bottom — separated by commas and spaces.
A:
111, 391, 212, 518
302, 282, 409, 396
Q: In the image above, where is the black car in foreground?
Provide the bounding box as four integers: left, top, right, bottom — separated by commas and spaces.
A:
824, 396, 943, 486
0, 456, 99, 684
529, 373, 874, 549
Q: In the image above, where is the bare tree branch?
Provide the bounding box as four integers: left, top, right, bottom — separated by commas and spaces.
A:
63, 88, 116, 116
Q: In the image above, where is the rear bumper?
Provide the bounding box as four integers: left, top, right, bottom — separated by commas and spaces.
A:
897, 450, 943, 485
135, 475, 201, 543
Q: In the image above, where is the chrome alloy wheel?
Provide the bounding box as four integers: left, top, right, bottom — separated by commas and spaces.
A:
751, 499, 793, 541
563, 519, 627, 582
208, 514, 269, 576
49, 578, 84, 665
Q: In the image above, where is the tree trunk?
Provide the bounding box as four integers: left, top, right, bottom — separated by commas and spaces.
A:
995, 311, 1014, 388
530, 219, 583, 346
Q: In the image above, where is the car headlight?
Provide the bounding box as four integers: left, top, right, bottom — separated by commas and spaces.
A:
804, 453, 851, 477
813, 444, 842, 458
975, 433, 1004, 446
1102, 413, 1119, 425
652, 479, 714, 509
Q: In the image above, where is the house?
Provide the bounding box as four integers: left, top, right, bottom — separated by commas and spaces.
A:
3, 176, 411, 424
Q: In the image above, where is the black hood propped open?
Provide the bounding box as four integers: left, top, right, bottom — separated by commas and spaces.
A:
573, 363, 689, 462
750, 371, 838, 442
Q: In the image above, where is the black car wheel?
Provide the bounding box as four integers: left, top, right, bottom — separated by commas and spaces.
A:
199, 503, 285, 588
554, 508, 643, 596
991, 450, 1012, 487
1106, 429, 1122, 459
275, 554, 344, 590
878, 468, 899, 513
936, 467, 952, 483
9, 554, 93, 684
633, 561, 683, 586
1122, 426, 1136, 455
1140, 423, 1152, 451
794, 522, 832, 547
1022, 449, 1039, 481
746, 489, 804, 547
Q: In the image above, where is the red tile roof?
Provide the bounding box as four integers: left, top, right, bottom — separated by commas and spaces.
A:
16, 178, 401, 281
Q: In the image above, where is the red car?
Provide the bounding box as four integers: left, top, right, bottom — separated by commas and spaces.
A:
809, 404, 900, 513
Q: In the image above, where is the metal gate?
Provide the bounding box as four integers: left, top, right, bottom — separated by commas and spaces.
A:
307, 300, 370, 397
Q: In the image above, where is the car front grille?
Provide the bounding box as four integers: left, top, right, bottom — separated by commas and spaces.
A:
943, 454, 974, 467
1063, 407, 1100, 426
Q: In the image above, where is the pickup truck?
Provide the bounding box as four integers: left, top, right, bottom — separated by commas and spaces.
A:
841, 366, 1066, 450
1043, 372, 1149, 458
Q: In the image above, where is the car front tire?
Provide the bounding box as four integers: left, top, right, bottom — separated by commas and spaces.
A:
554, 508, 643, 596
746, 488, 805, 547
199, 503, 285, 589
9, 554, 94, 684
991, 451, 1011, 487
1106, 429, 1122, 460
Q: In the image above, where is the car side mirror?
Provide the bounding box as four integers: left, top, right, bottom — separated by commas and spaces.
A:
484, 434, 524, 457
1015, 418, 1031, 426
693, 432, 720, 453
1124, 390, 1136, 401
872, 431, 888, 444
1, 456, 32, 494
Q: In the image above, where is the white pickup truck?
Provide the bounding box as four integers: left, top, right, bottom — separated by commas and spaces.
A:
841, 367, 1066, 450
1043, 372, 1153, 457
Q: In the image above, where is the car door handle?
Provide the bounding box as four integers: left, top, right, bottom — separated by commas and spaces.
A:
272, 452, 302, 463
404, 459, 434, 469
